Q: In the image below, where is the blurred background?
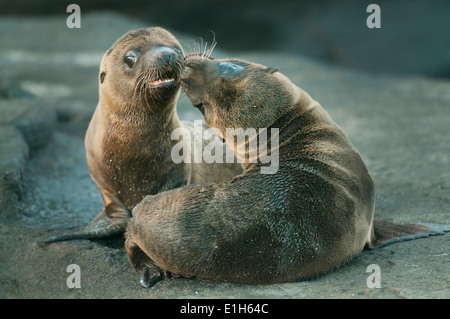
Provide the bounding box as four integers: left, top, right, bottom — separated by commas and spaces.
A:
1, 0, 450, 79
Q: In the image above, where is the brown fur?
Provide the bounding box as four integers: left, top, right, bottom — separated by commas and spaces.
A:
125, 55, 448, 287
125, 55, 374, 286
40, 28, 241, 243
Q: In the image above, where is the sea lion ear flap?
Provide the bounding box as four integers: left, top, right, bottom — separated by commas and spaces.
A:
100, 72, 106, 84
263, 67, 279, 74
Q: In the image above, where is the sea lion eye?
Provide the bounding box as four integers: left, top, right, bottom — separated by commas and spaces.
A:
124, 50, 139, 68
219, 62, 244, 76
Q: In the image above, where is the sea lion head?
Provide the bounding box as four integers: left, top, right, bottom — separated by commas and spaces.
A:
99, 27, 184, 112
181, 54, 295, 139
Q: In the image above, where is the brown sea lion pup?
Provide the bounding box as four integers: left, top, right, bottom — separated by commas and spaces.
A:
39, 29, 241, 243
124, 54, 449, 287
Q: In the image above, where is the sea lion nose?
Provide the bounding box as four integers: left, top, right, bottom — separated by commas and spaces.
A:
162, 51, 177, 64
155, 46, 177, 65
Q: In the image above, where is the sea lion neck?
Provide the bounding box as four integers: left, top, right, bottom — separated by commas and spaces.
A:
99, 90, 182, 136
225, 102, 321, 172
259, 99, 326, 163
269, 104, 318, 145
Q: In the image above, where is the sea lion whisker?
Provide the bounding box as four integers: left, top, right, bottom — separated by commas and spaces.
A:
184, 34, 217, 62
133, 73, 147, 103
186, 41, 198, 57
201, 37, 206, 56
206, 40, 217, 59
174, 60, 183, 79
202, 41, 208, 58
195, 38, 203, 55
183, 41, 193, 57
205, 31, 217, 59
134, 70, 160, 112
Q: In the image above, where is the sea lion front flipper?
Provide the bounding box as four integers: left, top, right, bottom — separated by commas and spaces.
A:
38, 206, 130, 243
367, 220, 450, 249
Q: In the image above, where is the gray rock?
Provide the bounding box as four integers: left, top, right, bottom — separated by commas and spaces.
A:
0, 125, 28, 218
0, 79, 33, 99
0, 98, 56, 152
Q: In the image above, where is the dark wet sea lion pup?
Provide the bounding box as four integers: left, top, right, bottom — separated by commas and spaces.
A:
40, 28, 241, 243
124, 53, 449, 287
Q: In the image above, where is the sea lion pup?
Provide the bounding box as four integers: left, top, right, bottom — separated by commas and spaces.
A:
40, 29, 241, 243
125, 54, 449, 287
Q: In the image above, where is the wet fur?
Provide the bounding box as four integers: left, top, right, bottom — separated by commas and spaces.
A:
126, 56, 373, 285
126, 54, 448, 286
40, 28, 241, 243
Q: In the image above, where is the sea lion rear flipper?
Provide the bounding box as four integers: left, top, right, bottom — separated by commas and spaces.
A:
38, 207, 129, 243
125, 235, 168, 288
367, 220, 450, 249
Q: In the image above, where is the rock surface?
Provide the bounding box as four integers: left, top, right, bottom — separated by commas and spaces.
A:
0, 125, 28, 218
0, 99, 56, 152
0, 12, 448, 299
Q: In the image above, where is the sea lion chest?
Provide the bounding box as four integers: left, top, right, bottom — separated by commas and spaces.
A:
97, 115, 186, 209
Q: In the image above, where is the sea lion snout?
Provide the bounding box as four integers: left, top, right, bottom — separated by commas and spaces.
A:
142, 46, 184, 91
180, 56, 219, 103
143, 46, 183, 74
152, 46, 179, 65
180, 63, 209, 108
